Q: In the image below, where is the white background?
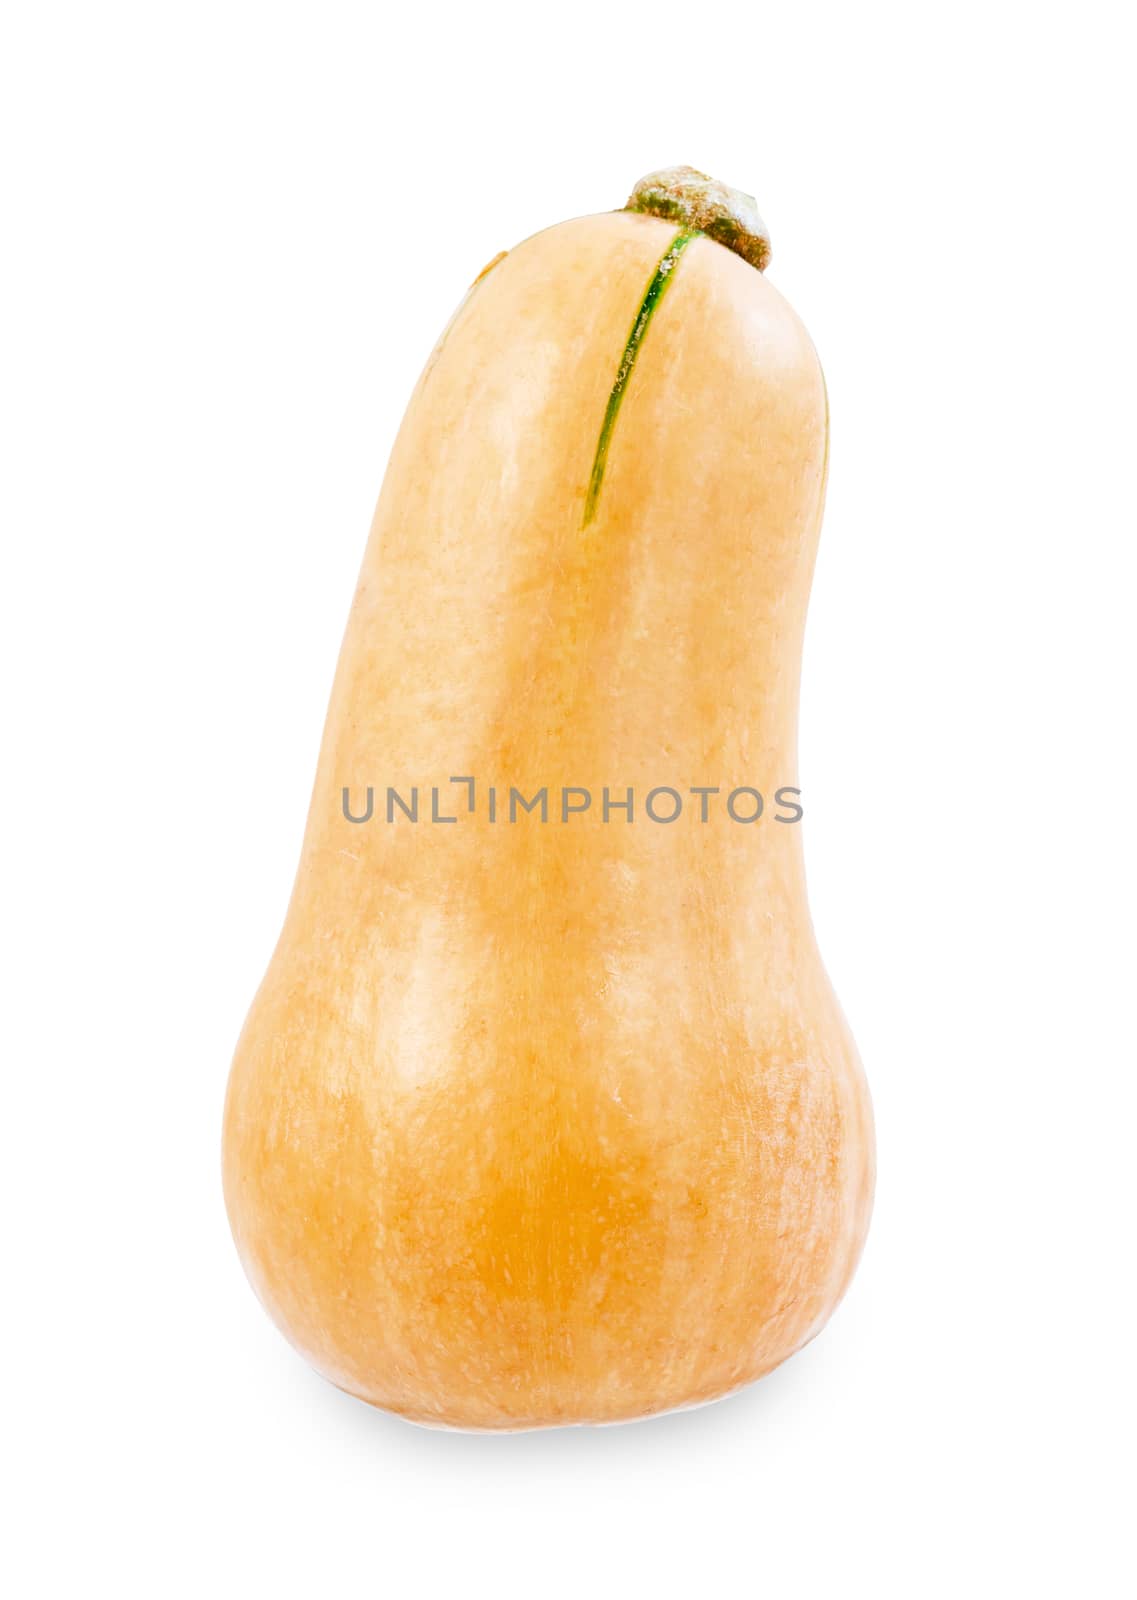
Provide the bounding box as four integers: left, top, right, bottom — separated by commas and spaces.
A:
3, 2, 1134, 1595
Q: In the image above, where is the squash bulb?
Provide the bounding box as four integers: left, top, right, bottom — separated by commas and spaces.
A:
223, 166, 874, 1430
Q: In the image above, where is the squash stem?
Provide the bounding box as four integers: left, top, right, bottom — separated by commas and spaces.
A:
625, 166, 771, 272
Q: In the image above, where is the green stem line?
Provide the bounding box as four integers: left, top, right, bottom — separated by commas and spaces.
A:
582, 228, 700, 526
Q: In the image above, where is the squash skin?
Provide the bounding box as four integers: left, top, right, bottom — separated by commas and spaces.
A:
222, 210, 875, 1429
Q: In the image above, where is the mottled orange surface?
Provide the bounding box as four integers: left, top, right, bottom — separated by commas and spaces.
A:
223, 209, 874, 1429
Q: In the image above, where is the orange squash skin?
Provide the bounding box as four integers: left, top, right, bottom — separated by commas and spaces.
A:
222, 210, 875, 1429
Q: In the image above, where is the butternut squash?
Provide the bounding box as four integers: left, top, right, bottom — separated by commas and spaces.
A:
223, 167, 874, 1429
